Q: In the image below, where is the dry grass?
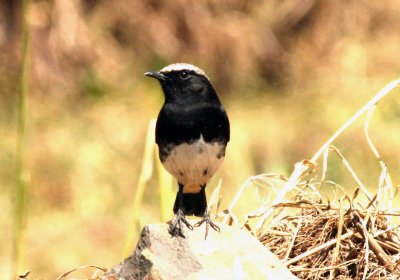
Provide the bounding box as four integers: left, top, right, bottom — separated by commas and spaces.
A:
220, 80, 400, 279
260, 188, 400, 279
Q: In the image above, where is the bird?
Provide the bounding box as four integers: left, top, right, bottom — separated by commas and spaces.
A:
145, 63, 230, 238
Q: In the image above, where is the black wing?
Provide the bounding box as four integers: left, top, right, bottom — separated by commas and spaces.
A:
155, 102, 230, 146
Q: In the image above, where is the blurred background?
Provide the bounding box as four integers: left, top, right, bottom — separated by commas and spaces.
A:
1, 0, 400, 278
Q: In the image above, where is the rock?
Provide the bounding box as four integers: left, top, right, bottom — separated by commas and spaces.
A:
103, 222, 298, 280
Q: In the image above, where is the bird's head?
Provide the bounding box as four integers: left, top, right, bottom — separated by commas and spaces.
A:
145, 63, 220, 104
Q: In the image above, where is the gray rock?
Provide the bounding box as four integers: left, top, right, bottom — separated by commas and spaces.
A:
103, 222, 298, 280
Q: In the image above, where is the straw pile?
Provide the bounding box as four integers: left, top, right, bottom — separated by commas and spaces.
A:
222, 80, 400, 279
259, 186, 400, 279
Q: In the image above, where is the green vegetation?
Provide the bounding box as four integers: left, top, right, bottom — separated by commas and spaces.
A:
12, 0, 31, 278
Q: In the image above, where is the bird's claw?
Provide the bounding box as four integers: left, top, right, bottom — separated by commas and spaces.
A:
168, 210, 193, 238
194, 211, 220, 240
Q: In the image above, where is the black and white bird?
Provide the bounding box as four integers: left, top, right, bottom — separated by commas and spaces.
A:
145, 63, 230, 238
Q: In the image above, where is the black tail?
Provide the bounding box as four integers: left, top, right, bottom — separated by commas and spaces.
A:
173, 187, 207, 217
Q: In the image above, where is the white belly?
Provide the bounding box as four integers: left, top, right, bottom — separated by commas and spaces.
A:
161, 138, 225, 193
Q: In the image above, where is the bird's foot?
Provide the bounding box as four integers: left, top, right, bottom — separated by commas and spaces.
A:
168, 209, 193, 238
194, 210, 220, 240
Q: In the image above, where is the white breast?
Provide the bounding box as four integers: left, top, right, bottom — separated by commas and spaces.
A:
161, 136, 225, 193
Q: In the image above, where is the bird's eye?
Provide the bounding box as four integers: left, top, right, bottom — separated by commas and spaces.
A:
179, 71, 190, 80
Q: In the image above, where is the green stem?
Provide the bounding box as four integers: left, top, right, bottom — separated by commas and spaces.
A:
12, 0, 31, 278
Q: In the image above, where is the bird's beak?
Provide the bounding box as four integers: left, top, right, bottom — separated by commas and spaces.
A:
144, 71, 167, 81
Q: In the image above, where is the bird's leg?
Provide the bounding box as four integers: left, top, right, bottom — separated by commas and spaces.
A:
169, 184, 193, 238
194, 209, 220, 240
168, 209, 193, 238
